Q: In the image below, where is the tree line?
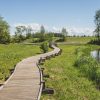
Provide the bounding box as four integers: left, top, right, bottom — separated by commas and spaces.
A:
0, 9, 100, 44
0, 16, 68, 44
89, 9, 100, 44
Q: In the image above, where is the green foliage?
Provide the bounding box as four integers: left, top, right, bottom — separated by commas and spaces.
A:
45, 33, 54, 42
66, 37, 94, 43
40, 42, 49, 53
32, 32, 54, 43
12, 25, 33, 43
39, 33, 45, 42
75, 46, 100, 89
61, 27, 68, 36
96, 68, 100, 88
89, 38, 100, 45
25, 26, 33, 39
26, 33, 32, 39
94, 9, 100, 39
40, 25, 45, 34
61, 35, 66, 41
12, 32, 26, 43
12, 26, 26, 43
60, 27, 68, 41
32, 38, 40, 43
0, 72, 4, 80
0, 16, 10, 44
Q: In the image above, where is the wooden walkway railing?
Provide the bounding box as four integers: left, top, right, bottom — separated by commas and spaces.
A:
0, 45, 61, 100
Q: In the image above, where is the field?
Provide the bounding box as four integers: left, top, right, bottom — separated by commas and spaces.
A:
0, 37, 100, 99
0, 44, 41, 83
23, 37, 95, 44
66, 37, 95, 43
41, 44, 100, 100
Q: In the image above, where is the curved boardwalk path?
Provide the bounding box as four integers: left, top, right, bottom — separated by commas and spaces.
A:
0, 45, 61, 100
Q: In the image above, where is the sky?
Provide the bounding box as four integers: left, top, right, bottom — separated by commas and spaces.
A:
0, 0, 100, 35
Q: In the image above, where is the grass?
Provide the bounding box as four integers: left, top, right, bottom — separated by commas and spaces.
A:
66, 37, 95, 43
74, 46, 100, 89
41, 44, 100, 100
0, 44, 41, 83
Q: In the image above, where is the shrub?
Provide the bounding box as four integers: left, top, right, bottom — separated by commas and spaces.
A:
40, 42, 49, 53
74, 47, 100, 89
0, 72, 4, 80
96, 67, 100, 89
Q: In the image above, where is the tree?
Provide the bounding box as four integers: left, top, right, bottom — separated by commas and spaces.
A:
15, 26, 26, 35
40, 25, 45, 34
26, 26, 32, 39
94, 9, 100, 40
62, 28, 68, 36
61, 28, 68, 41
0, 16, 10, 44
13, 26, 26, 43
45, 33, 54, 42
38, 25, 45, 42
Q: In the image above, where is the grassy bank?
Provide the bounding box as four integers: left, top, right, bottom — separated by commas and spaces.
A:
41, 44, 100, 100
0, 44, 41, 83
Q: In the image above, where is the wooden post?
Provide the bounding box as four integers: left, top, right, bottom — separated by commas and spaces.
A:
41, 68, 44, 75
41, 81, 45, 90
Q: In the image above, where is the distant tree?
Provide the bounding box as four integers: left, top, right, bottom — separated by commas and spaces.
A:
61, 28, 68, 41
62, 28, 68, 36
15, 26, 26, 35
13, 26, 26, 42
26, 26, 32, 39
94, 9, 100, 40
38, 25, 45, 42
40, 25, 45, 34
0, 16, 10, 44
45, 33, 54, 42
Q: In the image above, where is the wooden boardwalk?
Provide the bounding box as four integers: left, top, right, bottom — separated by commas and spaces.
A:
0, 45, 60, 100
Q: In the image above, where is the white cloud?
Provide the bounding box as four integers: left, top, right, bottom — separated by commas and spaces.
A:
52, 26, 94, 36
12, 23, 94, 36
52, 27, 61, 33
66, 27, 94, 36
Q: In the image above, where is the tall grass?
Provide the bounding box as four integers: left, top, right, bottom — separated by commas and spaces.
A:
74, 46, 100, 89
0, 44, 40, 82
41, 45, 100, 100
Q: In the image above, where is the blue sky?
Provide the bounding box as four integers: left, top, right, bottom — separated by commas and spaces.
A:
0, 0, 100, 35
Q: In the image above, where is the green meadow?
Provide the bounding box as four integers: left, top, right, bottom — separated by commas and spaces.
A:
0, 44, 40, 83
0, 37, 100, 100
41, 44, 100, 100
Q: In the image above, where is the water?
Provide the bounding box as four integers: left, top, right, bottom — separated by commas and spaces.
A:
91, 49, 100, 62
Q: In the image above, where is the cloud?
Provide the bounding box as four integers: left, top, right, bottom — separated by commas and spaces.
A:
66, 27, 94, 36
52, 26, 94, 36
52, 27, 61, 33
13, 23, 94, 36
14, 23, 41, 32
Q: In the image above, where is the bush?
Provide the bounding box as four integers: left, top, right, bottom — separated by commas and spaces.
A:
0, 66, 10, 80
40, 42, 49, 53
0, 16, 10, 44
88, 39, 100, 45
0, 72, 4, 80
96, 68, 100, 89
32, 38, 39, 43
74, 47, 100, 89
